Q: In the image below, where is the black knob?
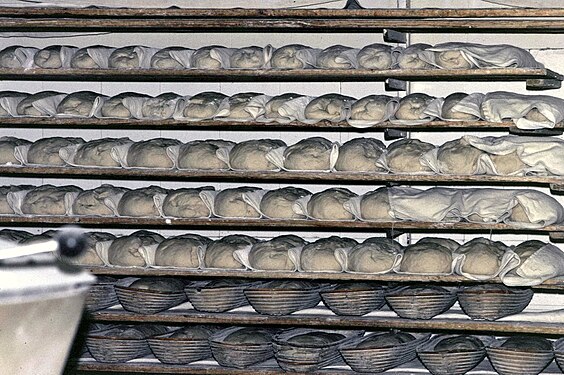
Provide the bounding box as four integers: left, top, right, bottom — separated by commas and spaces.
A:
56, 229, 86, 259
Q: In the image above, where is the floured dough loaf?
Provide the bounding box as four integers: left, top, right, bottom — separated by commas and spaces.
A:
0, 46, 33, 68
224, 327, 273, 344
170, 326, 216, 340
96, 324, 168, 339
162, 187, 212, 218
183, 92, 227, 119
248, 234, 307, 271
229, 139, 286, 170
433, 335, 483, 352
524, 107, 550, 122
441, 92, 478, 120
204, 234, 257, 269
17, 91, 63, 116
0, 91, 28, 117
416, 237, 460, 252
150, 47, 186, 69
307, 188, 357, 220
287, 331, 345, 346
0, 185, 33, 214
27, 137, 85, 166
300, 236, 358, 271
360, 187, 393, 221
34, 45, 70, 68
271, 44, 310, 69
316, 45, 355, 69
347, 237, 402, 273
350, 95, 394, 122
230, 46, 265, 68
0, 228, 32, 244
21, 184, 82, 215
283, 137, 333, 171
357, 43, 394, 69
437, 138, 485, 175
142, 93, 180, 119
107, 230, 164, 267
394, 93, 435, 120
397, 43, 432, 69
71, 45, 111, 69
501, 336, 552, 351
56, 91, 101, 117
356, 332, 415, 349
154, 234, 211, 268
72, 184, 129, 216
513, 240, 545, 261
267, 280, 318, 290
385, 139, 435, 173
400, 241, 454, 274
71, 231, 115, 266
304, 94, 354, 121
455, 238, 508, 276
100, 93, 150, 118
490, 152, 528, 175
129, 277, 185, 292
224, 92, 262, 119
0, 137, 30, 165
73, 137, 129, 167
126, 138, 180, 168
191, 45, 224, 69
260, 187, 310, 219
264, 93, 303, 120
18, 229, 57, 245
335, 137, 386, 172
434, 49, 473, 69
177, 139, 234, 170
214, 187, 262, 218
108, 46, 140, 69
117, 186, 168, 217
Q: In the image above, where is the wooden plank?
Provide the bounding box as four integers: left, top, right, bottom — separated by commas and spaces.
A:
0, 166, 562, 186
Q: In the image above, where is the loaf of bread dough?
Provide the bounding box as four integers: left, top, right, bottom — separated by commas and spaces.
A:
26, 137, 84, 166
0, 137, 30, 165
307, 188, 357, 220
21, 184, 82, 215
300, 236, 357, 271
150, 47, 187, 69
266, 279, 318, 290
224, 327, 272, 344
56, 91, 101, 117
71, 231, 115, 266
347, 237, 402, 273
335, 138, 386, 172
399, 241, 454, 274
142, 93, 181, 119
489, 152, 528, 175
191, 46, 224, 69
0, 46, 37, 68
204, 234, 257, 269
248, 234, 307, 270
0, 228, 32, 244
435, 49, 473, 69
385, 139, 435, 173
108, 46, 140, 69
169, 325, 216, 339
0, 185, 32, 214
436, 137, 485, 175
177, 139, 234, 170
512, 239, 546, 261
500, 336, 552, 351
259, 187, 310, 219
271, 44, 311, 69
350, 95, 394, 122
229, 139, 286, 170
397, 43, 433, 69
95, 324, 168, 339
283, 137, 333, 170
154, 234, 211, 268
394, 93, 435, 120
182, 92, 227, 119
416, 237, 460, 252
18, 229, 57, 245
359, 187, 393, 221
0, 91, 28, 117
223, 92, 262, 119
100, 93, 150, 118
17, 91, 63, 116
117, 186, 168, 217
107, 230, 164, 266
230, 46, 266, 69
356, 332, 415, 349
263, 93, 303, 120
126, 138, 180, 168
34, 45, 70, 68
70, 45, 112, 69
162, 187, 212, 218
72, 185, 129, 216
214, 187, 262, 218
129, 277, 185, 292
316, 45, 356, 69
286, 331, 345, 346
441, 92, 479, 120
433, 335, 483, 352
73, 137, 129, 167
455, 238, 508, 276
304, 94, 354, 121
357, 44, 395, 70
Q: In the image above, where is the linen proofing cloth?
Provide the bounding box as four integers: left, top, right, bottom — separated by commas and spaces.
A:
500, 243, 564, 286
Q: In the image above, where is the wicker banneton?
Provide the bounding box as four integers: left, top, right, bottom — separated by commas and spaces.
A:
184, 279, 252, 313
416, 334, 487, 375
208, 326, 276, 369
486, 337, 554, 375
114, 278, 187, 314
85, 276, 119, 312
320, 282, 386, 316
147, 326, 218, 365
457, 284, 533, 320
385, 286, 457, 320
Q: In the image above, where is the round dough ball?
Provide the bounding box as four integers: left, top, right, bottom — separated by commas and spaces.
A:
264, 93, 303, 120
142, 93, 180, 119
0, 46, 30, 68
34, 45, 67, 69
501, 336, 552, 351
100, 324, 168, 339
27, 137, 84, 166
0, 91, 28, 117
183, 92, 227, 119
100, 93, 149, 118
230, 46, 265, 68
441, 92, 478, 120
117, 186, 168, 217
18, 230, 57, 245
400, 242, 453, 274
56, 91, 101, 117
73, 137, 129, 167
70, 45, 110, 69
335, 138, 386, 172
317, 45, 355, 69
287, 332, 345, 346
304, 94, 354, 121
17, 91, 62, 117
71, 231, 115, 266
259, 187, 310, 219
204, 234, 257, 269
107, 230, 164, 266
191, 46, 224, 69
162, 187, 212, 218
224, 327, 272, 344
356, 332, 415, 349
225, 92, 262, 119
170, 326, 216, 340
21, 185, 82, 215
126, 138, 180, 168
300, 236, 358, 272
72, 184, 129, 216
213, 187, 261, 218
129, 277, 185, 292
229, 139, 286, 171
385, 139, 435, 173
456, 238, 508, 276
266, 280, 318, 290
0, 137, 30, 165
416, 237, 460, 252
433, 335, 483, 352
357, 43, 394, 69
150, 47, 187, 69
508, 202, 531, 223
248, 234, 307, 271
350, 95, 394, 122
0, 185, 33, 214
490, 152, 528, 175
437, 138, 485, 175
307, 188, 357, 220
108, 46, 139, 69
283, 137, 333, 171
154, 234, 211, 268
360, 187, 393, 221
177, 139, 234, 170
271, 44, 310, 69
397, 43, 433, 69
435, 50, 473, 69
347, 237, 402, 273
524, 107, 550, 122
513, 240, 545, 261
395, 93, 435, 121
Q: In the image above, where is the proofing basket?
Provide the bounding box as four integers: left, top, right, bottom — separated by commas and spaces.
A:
115, 284, 187, 314
184, 281, 250, 313
147, 330, 213, 365
385, 286, 457, 319
244, 281, 327, 316
486, 338, 554, 375
416, 335, 487, 375
457, 285, 533, 320
320, 284, 386, 316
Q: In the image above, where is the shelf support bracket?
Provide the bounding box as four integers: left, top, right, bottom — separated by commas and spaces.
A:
526, 78, 562, 90
384, 128, 407, 140
509, 126, 563, 137
550, 232, 564, 242
385, 78, 407, 91
386, 228, 404, 240
550, 184, 564, 194
383, 29, 407, 44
